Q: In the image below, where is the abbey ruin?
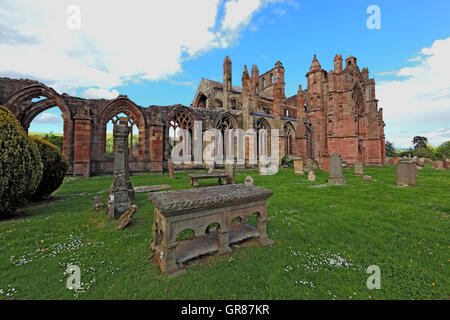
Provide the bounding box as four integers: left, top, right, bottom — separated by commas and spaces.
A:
0, 54, 386, 176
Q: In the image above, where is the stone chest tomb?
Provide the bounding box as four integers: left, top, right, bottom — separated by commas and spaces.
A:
148, 184, 274, 276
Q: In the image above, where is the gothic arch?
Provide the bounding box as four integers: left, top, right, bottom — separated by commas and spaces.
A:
99, 96, 146, 159
214, 112, 238, 131
284, 122, 295, 156
5, 83, 73, 159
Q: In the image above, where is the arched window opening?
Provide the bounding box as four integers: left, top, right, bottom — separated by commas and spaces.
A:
168, 109, 194, 157
106, 113, 139, 157
28, 106, 64, 151
197, 94, 207, 108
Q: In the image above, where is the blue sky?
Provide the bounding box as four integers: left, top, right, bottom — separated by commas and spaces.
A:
1, 0, 449, 148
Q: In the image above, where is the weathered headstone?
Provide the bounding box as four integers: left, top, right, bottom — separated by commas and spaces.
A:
108, 118, 132, 220
305, 159, 314, 173
93, 196, 105, 212
117, 204, 138, 230
244, 175, 254, 186
434, 160, 444, 170
308, 171, 316, 181
293, 158, 304, 175
207, 164, 214, 173
224, 163, 235, 184
396, 162, 417, 187
393, 157, 398, 165
168, 159, 176, 179
313, 160, 319, 170
328, 153, 346, 184
354, 161, 363, 176
363, 175, 372, 182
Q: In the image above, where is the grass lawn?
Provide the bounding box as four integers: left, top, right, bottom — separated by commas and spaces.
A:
0, 165, 448, 300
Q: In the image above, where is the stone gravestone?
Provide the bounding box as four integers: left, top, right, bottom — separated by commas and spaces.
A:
434, 160, 444, 170
224, 163, 235, 184
117, 204, 138, 230
354, 161, 363, 176
308, 171, 316, 181
293, 158, 304, 175
328, 153, 346, 184
208, 164, 214, 173
363, 175, 372, 182
93, 196, 105, 212
305, 159, 314, 173
168, 159, 176, 179
313, 160, 319, 170
108, 118, 132, 220
244, 175, 254, 186
396, 162, 417, 187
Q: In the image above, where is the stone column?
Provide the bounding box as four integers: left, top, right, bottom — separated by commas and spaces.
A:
108, 118, 132, 220
73, 106, 92, 177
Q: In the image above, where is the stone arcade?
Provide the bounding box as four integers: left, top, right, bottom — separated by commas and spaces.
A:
0, 54, 385, 175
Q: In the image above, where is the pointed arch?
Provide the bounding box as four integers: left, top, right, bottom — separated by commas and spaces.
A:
5, 83, 73, 159
100, 96, 146, 159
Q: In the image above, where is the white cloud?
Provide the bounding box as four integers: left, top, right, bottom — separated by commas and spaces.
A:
377, 37, 450, 148
83, 88, 119, 100
0, 0, 280, 94
33, 113, 61, 123
388, 127, 450, 149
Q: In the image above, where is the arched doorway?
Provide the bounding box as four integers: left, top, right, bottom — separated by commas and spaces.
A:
284, 122, 295, 157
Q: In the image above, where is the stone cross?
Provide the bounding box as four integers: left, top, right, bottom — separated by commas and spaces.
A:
108, 118, 133, 220
396, 162, 417, 187
354, 161, 363, 176
328, 153, 346, 184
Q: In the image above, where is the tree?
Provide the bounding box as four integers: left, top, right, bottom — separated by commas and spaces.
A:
385, 141, 396, 157
435, 141, 450, 160
412, 136, 428, 149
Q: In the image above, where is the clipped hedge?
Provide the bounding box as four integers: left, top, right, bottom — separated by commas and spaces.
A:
29, 136, 68, 199
0, 106, 43, 215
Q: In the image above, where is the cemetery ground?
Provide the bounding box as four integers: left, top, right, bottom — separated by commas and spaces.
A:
0, 165, 448, 300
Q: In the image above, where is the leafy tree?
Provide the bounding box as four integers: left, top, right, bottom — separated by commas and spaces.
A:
434, 141, 450, 160
385, 141, 396, 157
412, 136, 428, 149
413, 146, 433, 158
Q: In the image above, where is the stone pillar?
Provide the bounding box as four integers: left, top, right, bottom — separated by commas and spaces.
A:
328, 153, 346, 184
217, 228, 232, 255
73, 107, 92, 177
108, 118, 132, 220
257, 203, 274, 247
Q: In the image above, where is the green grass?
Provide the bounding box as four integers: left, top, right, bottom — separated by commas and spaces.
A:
0, 165, 448, 299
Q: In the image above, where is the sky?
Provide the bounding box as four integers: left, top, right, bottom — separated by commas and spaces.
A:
1, 0, 449, 148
